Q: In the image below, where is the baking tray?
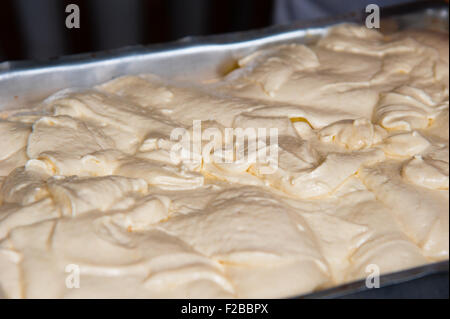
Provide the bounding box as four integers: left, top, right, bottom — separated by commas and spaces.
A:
0, 1, 449, 299
301, 261, 449, 299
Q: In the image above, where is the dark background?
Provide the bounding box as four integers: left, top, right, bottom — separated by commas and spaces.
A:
0, 0, 417, 62
0, 0, 273, 61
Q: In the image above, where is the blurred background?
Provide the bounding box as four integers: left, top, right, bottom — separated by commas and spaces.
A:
0, 0, 423, 62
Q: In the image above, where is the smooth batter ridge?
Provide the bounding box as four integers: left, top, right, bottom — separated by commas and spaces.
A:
0, 24, 448, 298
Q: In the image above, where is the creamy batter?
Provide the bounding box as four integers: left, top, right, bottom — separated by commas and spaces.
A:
0, 24, 448, 298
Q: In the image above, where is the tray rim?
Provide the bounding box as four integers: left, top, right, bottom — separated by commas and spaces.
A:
299, 260, 449, 299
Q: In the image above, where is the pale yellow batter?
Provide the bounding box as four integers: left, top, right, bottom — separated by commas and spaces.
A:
0, 24, 448, 298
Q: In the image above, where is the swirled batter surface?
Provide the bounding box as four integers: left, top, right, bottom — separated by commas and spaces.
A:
0, 24, 448, 298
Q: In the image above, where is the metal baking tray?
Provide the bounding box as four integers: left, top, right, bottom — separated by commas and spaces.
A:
302, 261, 449, 299
0, 1, 448, 299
